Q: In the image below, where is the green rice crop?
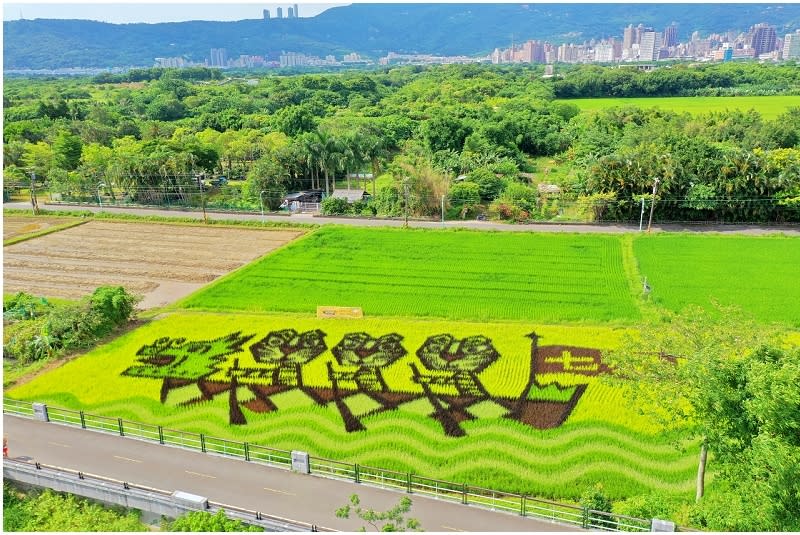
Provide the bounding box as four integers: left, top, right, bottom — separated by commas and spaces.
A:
182, 227, 640, 323
633, 234, 800, 327
558, 95, 800, 120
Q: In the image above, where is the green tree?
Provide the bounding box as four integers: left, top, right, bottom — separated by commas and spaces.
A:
336, 494, 422, 532
163, 509, 262, 532
52, 131, 83, 170
608, 306, 800, 531
3, 485, 147, 532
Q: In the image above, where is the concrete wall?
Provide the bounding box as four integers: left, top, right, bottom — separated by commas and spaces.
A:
3, 461, 315, 532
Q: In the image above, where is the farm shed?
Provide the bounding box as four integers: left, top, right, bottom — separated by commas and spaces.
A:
331, 189, 371, 204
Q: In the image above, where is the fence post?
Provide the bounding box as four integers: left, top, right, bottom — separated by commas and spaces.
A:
354, 463, 360, 484
520, 494, 526, 517
407, 472, 412, 494
462, 483, 467, 504
200, 434, 206, 453
582, 505, 589, 529
79, 411, 86, 429
158, 426, 164, 445
244, 442, 250, 462
118, 418, 124, 436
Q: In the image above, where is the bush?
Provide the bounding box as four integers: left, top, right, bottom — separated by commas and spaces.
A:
3, 292, 52, 322
163, 510, 262, 532
372, 186, 403, 217
2, 286, 139, 362
466, 167, 506, 202
88, 286, 139, 337
3, 484, 147, 532
614, 493, 684, 527
580, 483, 615, 530
487, 201, 529, 223
499, 182, 539, 214
320, 196, 351, 215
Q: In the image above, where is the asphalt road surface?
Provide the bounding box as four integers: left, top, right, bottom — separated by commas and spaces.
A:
5, 201, 799, 235
3, 415, 581, 532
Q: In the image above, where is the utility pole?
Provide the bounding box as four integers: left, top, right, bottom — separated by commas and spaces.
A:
29, 171, 40, 215
647, 178, 660, 234
638, 196, 646, 232
403, 180, 410, 228
441, 195, 445, 225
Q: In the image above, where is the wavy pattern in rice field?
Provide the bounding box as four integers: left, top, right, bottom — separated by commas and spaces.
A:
182, 227, 640, 322
23, 393, 696, 500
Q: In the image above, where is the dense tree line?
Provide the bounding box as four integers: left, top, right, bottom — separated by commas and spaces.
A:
3, 62, 799, 222
551, 61, 800, 98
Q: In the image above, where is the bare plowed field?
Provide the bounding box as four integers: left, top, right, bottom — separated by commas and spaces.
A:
3, 220, 303, 308
3, 216, 82, 240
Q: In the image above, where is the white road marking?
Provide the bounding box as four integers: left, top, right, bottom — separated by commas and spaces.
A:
185, 470, 216, 479
441, 525, 465, 531
113, 455, 142, 463
263, 486, 296, 496
48, 441, 70, 448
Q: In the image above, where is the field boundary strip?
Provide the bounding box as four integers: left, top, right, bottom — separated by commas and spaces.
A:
3, 398, 662, 532
3, 218, 91, 246
168, 227, 321, 311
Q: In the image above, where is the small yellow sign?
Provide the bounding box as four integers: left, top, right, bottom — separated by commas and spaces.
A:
317, 306, 364, 319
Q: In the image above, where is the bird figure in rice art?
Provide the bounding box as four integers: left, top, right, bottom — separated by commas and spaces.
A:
122, 331, 255, 406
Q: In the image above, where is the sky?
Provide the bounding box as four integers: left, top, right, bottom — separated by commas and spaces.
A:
2, 2, 350, 23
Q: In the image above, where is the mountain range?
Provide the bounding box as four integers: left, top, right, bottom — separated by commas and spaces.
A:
5, 3, 800, 70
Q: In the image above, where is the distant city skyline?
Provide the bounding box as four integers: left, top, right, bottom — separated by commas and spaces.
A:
3, 3, 349, 24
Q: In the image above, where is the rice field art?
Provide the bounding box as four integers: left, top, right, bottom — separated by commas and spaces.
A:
6, 313, 696, 500
122, 327, 610, 436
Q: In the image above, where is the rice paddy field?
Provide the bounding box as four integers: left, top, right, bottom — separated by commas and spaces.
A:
634, 234, 800, 327
182, 227, 641, 323
558, 95, 800, 120
6, 311, 695, 500
7, 221, 800, 504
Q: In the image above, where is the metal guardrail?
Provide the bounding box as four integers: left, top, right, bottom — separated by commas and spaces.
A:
4, 398, 663, 532
3, 458, 333, 532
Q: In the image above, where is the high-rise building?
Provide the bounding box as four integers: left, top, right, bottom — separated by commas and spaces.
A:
263, 9, 270, 19
210, 48, 227, 67
639, 31, 661, 61
294, 4, 299, 17
663, 24, 679, 47
784, 30, 800, 59
277, 7, 283, 19
623, 24, 635, 50
594, 43, 615, 63
288, 6, 294, 18
750, 23, 777, 55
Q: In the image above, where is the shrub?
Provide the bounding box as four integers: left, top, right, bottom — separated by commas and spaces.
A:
320, 196, 351, 215
581, 483, 615, 529
2, 287, 139, 362
88, 286, 139, 337
466, 167, 506, 202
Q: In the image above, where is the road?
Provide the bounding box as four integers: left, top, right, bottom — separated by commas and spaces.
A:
5, 201, 799, 235
3, 415, 580, 532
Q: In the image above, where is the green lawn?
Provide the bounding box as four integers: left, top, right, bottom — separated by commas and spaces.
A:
181, 227, 640, 323
634, 234, 800, 326
558, 95, 800, 120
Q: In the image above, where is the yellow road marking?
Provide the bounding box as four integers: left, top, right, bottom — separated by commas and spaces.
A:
441, 526, 465, 532
185, 470, 216, 479
48, 441, 70, 448
113, 455, 142, 463
263, 486, 296, 496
